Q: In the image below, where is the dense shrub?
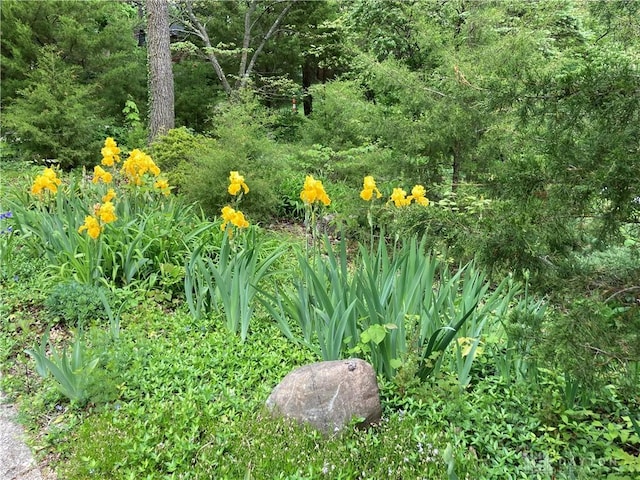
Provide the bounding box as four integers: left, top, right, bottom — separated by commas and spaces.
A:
2, 48, 109, 169
173, 62, 224, 132
539, 298, 640, 396
154, 99, 290, 221
572, 243, 640, 295
383, 187, 490, 262
302, 81, 378, 150
44, 281, 109, 327
149, 127, 216, 172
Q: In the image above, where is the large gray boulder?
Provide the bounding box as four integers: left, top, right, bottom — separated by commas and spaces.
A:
265, 358, 381, 434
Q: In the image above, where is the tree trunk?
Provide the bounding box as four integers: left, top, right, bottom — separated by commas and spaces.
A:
452, 140, 461, 192
146, 0, 174, 143
302, 56, 315, 115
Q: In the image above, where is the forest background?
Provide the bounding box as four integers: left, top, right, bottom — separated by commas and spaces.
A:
1, 0, 639, 479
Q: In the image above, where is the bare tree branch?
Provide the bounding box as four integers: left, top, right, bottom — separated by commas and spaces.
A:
239, 0, 297, 89
179, 0, 297, 94
183, 0, 232, 95
238, 0, 258, 81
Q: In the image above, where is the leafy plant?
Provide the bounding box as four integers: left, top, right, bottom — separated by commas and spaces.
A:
185, 229, 285, 341
120, 99, 147, 150
540, 297, 640, 394
2, 47, 108, 168
7, 150, 216, 289
161, 102, 287, 221
0, 210, 17, 281
494, 276, 547, 385
25, 329, 100, 405
259, 235, 359, 360
261, 234, 517, 383
44, 280, 109, 327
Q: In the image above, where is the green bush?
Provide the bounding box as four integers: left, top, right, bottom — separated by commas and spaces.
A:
292, 143, 399, 186
2, 47, 109, 169
274, 163, 307, 220
383, 188, 492, 263
473, 199, 579, 284
149, 126, 214, 172
572, 244, 640, 295
302, 81, 378, 150
44, 281, 109, 327
269, 106, 307, 142
173, 61, 225, 132
539, 298, 640, 396
260, 234, 516, 384
157, 101, 288, 222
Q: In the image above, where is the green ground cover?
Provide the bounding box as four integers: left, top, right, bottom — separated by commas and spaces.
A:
1, 143, 638, 479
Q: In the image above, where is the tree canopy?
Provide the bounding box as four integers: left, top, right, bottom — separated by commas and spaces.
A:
1, 0, 638, 247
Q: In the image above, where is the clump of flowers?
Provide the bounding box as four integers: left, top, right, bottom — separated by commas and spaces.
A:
390, 187, 411, 207
78, 215, 102, 240
77, 200, 118, 240
153, 178, 171, 196
76, 137, 170, 239
221, 171, 250, 236
228, 171, 249, 196
31, 167, 62, 195
390, 184, 429, 207
121, 148, 161, 186
300, 175, 331, 206
92, 165, 113, 184
408, 184, 429, 206
220, 206, 249, 231
101, 137, 121, 166
360, 175, 382, 201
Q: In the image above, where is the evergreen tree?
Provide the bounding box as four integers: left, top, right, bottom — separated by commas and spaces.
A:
2, 47, 108, 168
0, 0, 146, 120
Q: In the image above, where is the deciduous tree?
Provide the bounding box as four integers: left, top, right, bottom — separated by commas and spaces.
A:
146, 0, 175, 142
177, 0, 299, 95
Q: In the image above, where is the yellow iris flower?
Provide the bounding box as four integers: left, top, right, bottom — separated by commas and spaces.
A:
408, 184, 429, 206
92, 165, 113, 184
220, 205, 249, 231
102, 188, 117, 203
300, 175, 331, 206
98, 201, 117, 224
78, 215, 102, 239
360, 175, 382, 201
390, 187, 411, 207
101, 137, 121, 166
228, 171, 249, 196
30, 167, 62, 195
154, 178, 171, 196
121, 149, 161, 185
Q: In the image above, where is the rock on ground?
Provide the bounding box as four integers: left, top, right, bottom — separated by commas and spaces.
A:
266, 358, 382, 434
